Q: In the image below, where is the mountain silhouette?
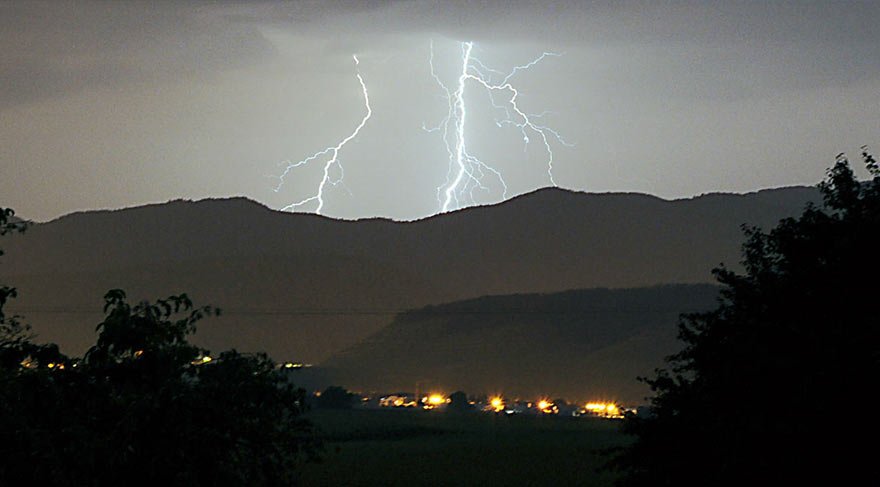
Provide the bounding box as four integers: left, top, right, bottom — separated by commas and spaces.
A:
2, 186, 818, 362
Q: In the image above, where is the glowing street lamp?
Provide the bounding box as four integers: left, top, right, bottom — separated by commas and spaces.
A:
537, 399, 557, 414
584, 402, 623, 418
489, 396, 505, 412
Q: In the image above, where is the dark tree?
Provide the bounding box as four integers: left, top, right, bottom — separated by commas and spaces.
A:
83, 290, 319, 485
316, 385, 359, 409
0, 207, 30, 354
447, 390, 472, 411
0, 278, 319, 483
0, 207, 27, 240
611, 149, 880, 485
0, 207, 83, 483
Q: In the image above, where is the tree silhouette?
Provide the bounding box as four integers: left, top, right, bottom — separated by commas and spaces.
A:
610, 148, 880, 485
316, 385, 359, 409
447, 390, 471, 412
0, 207, 30, 354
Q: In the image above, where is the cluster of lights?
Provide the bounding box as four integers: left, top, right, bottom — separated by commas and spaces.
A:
377, 393, 452, 409
280, 362, 312, 369
583, 402, 623, 418
379, 395, 418, 408
422, 393, 450, 410
374, 393, 627, 419
536, 399, 558, 414
190, 355, 213, 366
19, 357, 72, 370
484, 396, 558, 414
23, 353, 316, 373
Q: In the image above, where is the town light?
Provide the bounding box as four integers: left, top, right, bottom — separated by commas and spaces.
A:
191, 355, 213, 365
427, 394, 446, 406
489, 396, 504, 412
537, 400, 557, 413
584, 402, 623, 418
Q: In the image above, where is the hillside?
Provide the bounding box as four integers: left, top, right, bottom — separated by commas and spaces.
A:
1, 187, 817, 361
323, 285, 719, 404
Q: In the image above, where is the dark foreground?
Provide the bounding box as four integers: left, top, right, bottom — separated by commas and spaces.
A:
300, 409, 628, 486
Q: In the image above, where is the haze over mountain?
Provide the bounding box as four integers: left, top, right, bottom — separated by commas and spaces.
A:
2, 186, 818, 362
323, 284, 719, 404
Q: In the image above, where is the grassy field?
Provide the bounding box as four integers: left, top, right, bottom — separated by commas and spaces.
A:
299, 408, 628, 486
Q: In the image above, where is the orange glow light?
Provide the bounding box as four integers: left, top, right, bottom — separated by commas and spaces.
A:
489, 397, 504, 412
584, 402, 623, 418
537, 400, 557, 413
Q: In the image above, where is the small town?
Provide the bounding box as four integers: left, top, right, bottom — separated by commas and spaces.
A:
333, 390, 630, 418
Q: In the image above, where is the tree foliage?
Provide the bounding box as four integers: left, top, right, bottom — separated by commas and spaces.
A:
0, 207, 30, 351
0, 276, 318, 483
447, 391, 472, 412
315, 385, 359, 409
611, 148, 880, 485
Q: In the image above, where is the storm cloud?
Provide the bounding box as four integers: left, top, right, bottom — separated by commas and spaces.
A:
2, 0, 879, 221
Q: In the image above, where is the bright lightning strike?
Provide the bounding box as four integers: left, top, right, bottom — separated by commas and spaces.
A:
274, 55, 372, 214
426, 41, 573, 213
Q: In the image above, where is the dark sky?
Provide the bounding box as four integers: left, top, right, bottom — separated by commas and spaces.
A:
2, 1, 878, 221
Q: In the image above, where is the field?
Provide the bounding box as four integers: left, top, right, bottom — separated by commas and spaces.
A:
299, 408, 628, 486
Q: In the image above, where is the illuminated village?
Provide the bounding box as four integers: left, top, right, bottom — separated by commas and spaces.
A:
372, 392, 629, 419
273, 361, 634, 419
23, 355, 635, 420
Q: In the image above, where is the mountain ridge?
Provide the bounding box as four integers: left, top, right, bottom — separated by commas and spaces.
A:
2, 185, 819, 362
28, 184, 814, 225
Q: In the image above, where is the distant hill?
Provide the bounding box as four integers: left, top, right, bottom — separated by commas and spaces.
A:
1, 186, 817, 361
323, 285, 720, 404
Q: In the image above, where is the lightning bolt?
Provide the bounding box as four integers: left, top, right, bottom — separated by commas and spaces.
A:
274, 55, 372, 214
426, 41, 573, 213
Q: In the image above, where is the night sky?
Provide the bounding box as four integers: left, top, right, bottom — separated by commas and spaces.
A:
2, 0, 878, 221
